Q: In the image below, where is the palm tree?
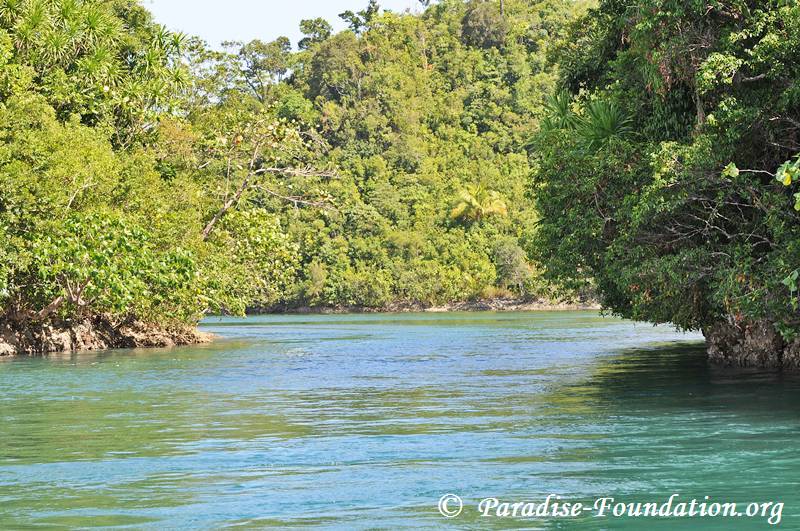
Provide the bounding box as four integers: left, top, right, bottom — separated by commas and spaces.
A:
540, 90, 577, 133
449, 184, 508, 223
538, 92, 633, 151
577, 99, 633, 150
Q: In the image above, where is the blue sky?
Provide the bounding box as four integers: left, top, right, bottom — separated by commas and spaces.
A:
144, 1, 421, 48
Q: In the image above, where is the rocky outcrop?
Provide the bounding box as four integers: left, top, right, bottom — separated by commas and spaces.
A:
704, 320, 800, 369
0, 316, 213, 357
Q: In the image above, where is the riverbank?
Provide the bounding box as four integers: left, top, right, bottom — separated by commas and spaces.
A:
0, 316, 214, 357
7, 307, 799, 370
250, 297, 601, 315
0, 300, 596, 357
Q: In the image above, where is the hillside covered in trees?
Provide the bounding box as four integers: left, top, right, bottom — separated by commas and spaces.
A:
181, 0, 584, 309
0, 0, 583, 354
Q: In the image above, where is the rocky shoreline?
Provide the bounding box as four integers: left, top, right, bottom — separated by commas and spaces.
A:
704, 320, 800, 370
0, 316, 214, 358
8, 306, 797, 371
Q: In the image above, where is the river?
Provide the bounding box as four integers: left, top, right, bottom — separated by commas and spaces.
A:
1, 311, 798, 528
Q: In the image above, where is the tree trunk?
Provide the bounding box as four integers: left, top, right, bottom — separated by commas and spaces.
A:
36, 295, 65, 322
693, 84, 706, 127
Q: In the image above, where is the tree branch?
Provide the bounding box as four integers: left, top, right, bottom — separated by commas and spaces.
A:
741, 73, 766, 83
201, 166, 337, 240
36, 295, 65, 322
253, 185, 332, 209
202, 173, 252, 241
253, 166, 338, 178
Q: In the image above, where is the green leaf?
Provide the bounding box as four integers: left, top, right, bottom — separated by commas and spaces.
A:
722, 162, 739, 178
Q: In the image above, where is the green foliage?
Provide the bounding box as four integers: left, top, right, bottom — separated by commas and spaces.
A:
493, 237, 533, 294
540, 90, 576, 132
0, 0, 188, 144
0, 91, 202, 324
776, 160, 798, 187
222, 37, 293, 102
339, 0, 380, 35
192, 0, 578, 308
2, 0, 588, 330
450, 184, 508, 223
461, 0, 509, 49
0, 1, 306, 327
201, 209, 300, 314
576, 99, 633, 151
533, 0, 800, 337
541, 93, 633, 150
31, 212, 197, 320
298, 18, 332, 50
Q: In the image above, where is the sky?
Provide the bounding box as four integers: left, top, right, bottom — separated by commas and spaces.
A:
144, 1, 422, 49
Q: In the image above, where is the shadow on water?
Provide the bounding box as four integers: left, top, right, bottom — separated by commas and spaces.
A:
581, 342, 800, 419
522, 343, 800, 530
408, 343, 800, 530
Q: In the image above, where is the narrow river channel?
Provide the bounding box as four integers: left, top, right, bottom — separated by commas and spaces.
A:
1, 312, 797, 528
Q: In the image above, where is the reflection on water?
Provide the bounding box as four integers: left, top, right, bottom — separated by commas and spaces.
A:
0, 311, 797, 529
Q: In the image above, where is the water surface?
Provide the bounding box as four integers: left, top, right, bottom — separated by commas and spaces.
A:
1, 312, 797, 529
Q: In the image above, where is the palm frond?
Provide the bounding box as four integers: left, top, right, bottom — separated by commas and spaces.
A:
449, 184, 509, 222
0, 0, 23, 26
541, 90, 577, 132
577, 99, 633, 150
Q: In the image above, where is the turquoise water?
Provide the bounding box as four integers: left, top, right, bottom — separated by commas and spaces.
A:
0, 311, 798, 529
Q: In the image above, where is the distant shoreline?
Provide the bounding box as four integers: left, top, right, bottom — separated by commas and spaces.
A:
2, 300, 600, 358
249, 298, 601, 315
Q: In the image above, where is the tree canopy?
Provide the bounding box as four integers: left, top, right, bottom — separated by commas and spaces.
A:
0, 0, 298, 326
175, 0, 581, 309
531, 0, 800, 340
1, 0, 583, 329
10, 0, 796, 352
